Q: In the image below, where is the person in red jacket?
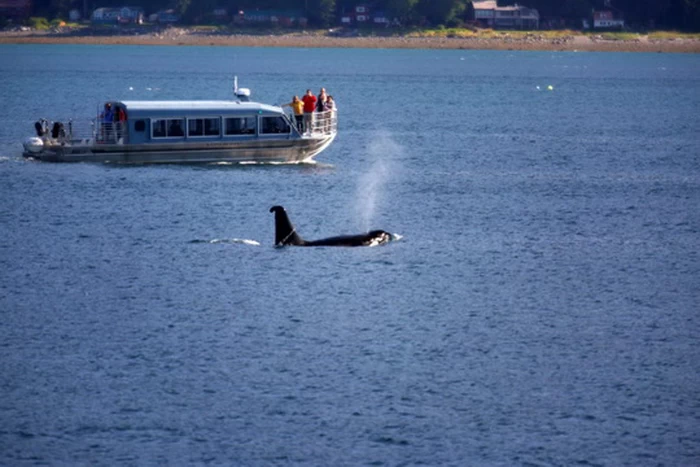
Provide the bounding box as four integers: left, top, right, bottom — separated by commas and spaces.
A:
301, 89, 317, 135
115, 106, 127, 142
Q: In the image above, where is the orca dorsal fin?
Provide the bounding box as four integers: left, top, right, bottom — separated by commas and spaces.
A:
270, 206, 306, 246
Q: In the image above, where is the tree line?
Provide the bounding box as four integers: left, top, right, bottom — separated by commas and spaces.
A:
28, 0, 700, 31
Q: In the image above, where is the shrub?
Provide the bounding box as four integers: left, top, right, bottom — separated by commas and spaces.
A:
447, 18, 464, 29
28, 17, 50, 30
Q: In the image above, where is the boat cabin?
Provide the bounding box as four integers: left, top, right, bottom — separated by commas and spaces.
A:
100, 100, 297, 145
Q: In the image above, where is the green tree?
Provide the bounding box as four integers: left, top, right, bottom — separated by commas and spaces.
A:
382, 0, 420, 23
615, 0, 672, 28
49, 0, 73, 18
181, 0, 218, 23
306, 0, 336, 27
416, 0, 464, 26
680, 0, 700, 29
171, 0, 191, 17
561, 0, 594, 20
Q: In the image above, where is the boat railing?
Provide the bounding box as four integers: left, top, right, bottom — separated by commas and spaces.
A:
282, 109, 337, 137
38, 112, 333, 146
93, 119, 128, 144
32, 119, 96, 145
309, 110, 337, 137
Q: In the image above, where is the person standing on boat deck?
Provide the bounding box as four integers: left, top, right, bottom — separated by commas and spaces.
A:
115, 106, 127, 142
316, 88, 329, 133
101, 103, 114, 143
316, 88, 328, 112
325, 95, 336, 134
282, 96, 304, 133
302, 89, 317, 135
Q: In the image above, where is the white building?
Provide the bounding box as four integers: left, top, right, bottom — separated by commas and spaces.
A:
593, 10, 624, 29
473, 0, 539, 30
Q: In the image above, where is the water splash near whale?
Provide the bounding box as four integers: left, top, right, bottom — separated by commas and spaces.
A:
354, 130, 403, 232
189, 238, 260, 246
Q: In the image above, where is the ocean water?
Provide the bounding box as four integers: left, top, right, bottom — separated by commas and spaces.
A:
1, 44, 699, 466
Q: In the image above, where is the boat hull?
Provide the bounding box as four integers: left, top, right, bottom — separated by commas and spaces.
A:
22, 134, 336, 164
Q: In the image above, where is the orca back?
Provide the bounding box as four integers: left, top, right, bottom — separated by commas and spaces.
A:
270, 206, 392, 247
270, 206, 305, 246
304, 231, 391, 247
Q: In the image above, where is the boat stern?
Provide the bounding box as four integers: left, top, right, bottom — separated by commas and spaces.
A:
22, 136, 45, 157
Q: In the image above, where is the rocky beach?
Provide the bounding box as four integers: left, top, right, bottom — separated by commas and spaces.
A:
1, 26, 699, 53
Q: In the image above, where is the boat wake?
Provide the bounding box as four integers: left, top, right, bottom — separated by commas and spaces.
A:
189, 238, 261, 246
209, 160, 332, 167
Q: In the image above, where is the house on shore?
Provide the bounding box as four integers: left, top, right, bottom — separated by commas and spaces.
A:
340, 4, 397, 27
593, 10, 624, 29
473, 0, 539, 30
583, 0, 625, 30
341, 4, 371, 26
152, 9, 179, 24
91, 7, 119, 24
372, 11, 390, 26
241, 9, 306, 27
92, 6, 143, 25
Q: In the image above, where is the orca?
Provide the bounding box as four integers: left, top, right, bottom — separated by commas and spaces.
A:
270, 205, 393, 247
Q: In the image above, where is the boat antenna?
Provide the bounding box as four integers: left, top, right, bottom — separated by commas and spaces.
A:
232, 75, 251, 102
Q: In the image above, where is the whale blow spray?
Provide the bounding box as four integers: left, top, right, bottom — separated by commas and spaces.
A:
355, 131, 402, 232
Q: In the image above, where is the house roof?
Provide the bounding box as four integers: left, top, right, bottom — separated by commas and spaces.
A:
593, 10, 622, 19
473, 0, 497, 9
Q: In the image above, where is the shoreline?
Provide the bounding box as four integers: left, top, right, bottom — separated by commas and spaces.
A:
1, 28, 699, 53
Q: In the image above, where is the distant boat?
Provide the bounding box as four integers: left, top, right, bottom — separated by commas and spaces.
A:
22, 79, 337, 164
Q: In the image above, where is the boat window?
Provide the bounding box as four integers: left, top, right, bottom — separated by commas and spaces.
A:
188, 119, 204, 137
224, 117, 256, 136
134, 120, 146, 132
168, 119, 185, 137
260, 116, 290, 135
153, 119, 166, 138
188, 117, 221, 137
204, 118, 220, 136
152, 118, 185, 138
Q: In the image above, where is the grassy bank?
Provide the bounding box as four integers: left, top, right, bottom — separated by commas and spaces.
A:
1, 25, 699, 53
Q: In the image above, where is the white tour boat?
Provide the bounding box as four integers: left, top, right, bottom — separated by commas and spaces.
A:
22, 79, 337, 164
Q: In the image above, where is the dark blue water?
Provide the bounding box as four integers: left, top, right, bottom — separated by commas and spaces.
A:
1, 45, 699, 466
